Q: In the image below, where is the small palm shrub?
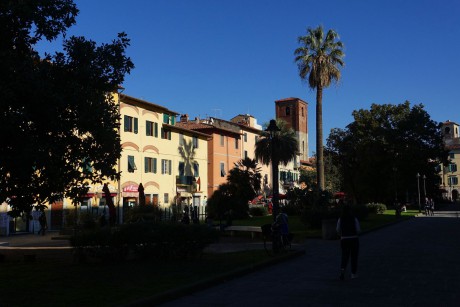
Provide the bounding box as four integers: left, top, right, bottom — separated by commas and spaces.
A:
366, 203, 387, 214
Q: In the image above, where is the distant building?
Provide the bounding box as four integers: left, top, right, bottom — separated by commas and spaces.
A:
440, 120, 459, 201
275, 97, 308, 163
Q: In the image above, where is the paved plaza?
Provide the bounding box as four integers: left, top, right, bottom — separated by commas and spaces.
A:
161, 205, 460, 306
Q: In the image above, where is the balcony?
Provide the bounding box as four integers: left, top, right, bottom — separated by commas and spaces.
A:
176, 175, 194, 186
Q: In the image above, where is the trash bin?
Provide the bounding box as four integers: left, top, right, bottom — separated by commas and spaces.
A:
322, 219, 338, 240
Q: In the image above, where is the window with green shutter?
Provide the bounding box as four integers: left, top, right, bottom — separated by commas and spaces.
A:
154, 123, 158, 137
124, 115, 138, 134
134, 118, 138, 134
128, 155, 137, 172
146, 121, 154, 136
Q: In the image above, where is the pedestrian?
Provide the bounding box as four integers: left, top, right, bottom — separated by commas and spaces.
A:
424, 197, 430, 216
273, 207, 289, 246
336, 205, 361, 280
429, 198, 435, 216
38, 210, 47, 236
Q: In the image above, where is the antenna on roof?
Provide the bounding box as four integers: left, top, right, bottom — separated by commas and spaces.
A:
212, 108, 222, 118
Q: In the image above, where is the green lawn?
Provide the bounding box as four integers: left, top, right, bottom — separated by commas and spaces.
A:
231, 209, 419, 240
0, 249, 274, 306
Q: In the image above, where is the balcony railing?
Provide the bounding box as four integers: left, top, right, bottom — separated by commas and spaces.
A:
176, 175, 194, 185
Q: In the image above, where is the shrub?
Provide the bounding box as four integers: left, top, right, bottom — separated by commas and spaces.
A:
70, 222, 219, 262
352, 204, 369, 220
249, 206, 267, 216
300, 205, 340, 229
366, 202, 387, 214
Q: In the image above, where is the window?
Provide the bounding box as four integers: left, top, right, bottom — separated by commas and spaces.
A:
235, 137, 239, 149
128, 155, 137, 172
220, 162, 226, 177
124, 115, 138, 133
301, 107, 304, 117
448, 176, 458, 186
286, 106, 290, 116
161, 159, 172, 175
220, 134, 224, 146
179, 134, 184, 146
146, 121, 154, 136
161, 128, 171, 140
449, 164, 458, 172
244, 150, 248, 159
193, 162, 199, 177
193, 136, 199, 149
144, 157, 157, 173
163, 114, 175, 125
154, 123, 158, 137
164, 193, 169, 204
255, 135, 259, 143
449, 153, 455, 159
243, 133, 247, 142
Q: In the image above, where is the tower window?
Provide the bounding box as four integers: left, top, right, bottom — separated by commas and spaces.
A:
286, 107, 290, 116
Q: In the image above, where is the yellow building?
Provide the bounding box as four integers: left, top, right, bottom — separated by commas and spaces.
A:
117, 94, 209, 222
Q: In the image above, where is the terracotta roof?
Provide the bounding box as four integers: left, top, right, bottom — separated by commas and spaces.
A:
275, 97, 308, 104
175, 122, 212, 130
442, 120, 459, 126
120, 93, 179, 115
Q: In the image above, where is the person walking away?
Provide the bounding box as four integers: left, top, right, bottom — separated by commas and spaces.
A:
274, 207, 289, 246
336, 205, 361, 280
429, 198, 435, 216
424, 197, 430, 216
38, 210, 47, 236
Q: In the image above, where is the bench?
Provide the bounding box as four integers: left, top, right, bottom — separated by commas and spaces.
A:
223, 226, 262, 239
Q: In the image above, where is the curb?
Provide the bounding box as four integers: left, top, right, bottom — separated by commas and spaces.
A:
125, 248, 306, 306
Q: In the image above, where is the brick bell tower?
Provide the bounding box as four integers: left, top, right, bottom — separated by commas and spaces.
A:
275, 97, 309, 162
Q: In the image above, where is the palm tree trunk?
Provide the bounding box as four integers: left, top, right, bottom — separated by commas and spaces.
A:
272, 158, 280, 221
316, 86, 325, 191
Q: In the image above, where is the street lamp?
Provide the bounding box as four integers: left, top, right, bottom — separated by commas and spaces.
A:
416, 173, 421, 212
423, 175, 426, 200
265, 119, 281, 221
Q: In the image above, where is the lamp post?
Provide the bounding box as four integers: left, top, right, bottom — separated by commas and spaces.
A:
392, 166, 398, 203
265, 119, 280, 221
416, 173, 421, 212
423, 175, 426, 200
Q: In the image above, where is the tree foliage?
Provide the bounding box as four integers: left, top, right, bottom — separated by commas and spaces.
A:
326, 102, 448, 205
295, 25, 345, 191
254, 119, 298, 168
206, 158, 262, 220
0, 0, 134, 216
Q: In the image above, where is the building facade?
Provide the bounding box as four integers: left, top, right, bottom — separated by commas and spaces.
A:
440, 120, 459, 201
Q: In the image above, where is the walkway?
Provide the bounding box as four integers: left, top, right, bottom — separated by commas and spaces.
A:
161, 205, 460, 306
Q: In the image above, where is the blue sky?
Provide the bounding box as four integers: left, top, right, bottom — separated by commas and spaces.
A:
37, 0, 460, 156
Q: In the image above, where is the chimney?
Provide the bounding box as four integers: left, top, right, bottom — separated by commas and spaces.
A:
180, 114, 189, 122
194, 117, 200, 123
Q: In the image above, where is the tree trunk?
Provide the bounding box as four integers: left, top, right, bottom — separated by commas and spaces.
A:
316, 86, 325, 191
272, 158, 280, 221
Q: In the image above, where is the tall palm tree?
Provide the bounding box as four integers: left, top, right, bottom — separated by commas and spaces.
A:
294, 25, 345, 191
255, 119, 298, 218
